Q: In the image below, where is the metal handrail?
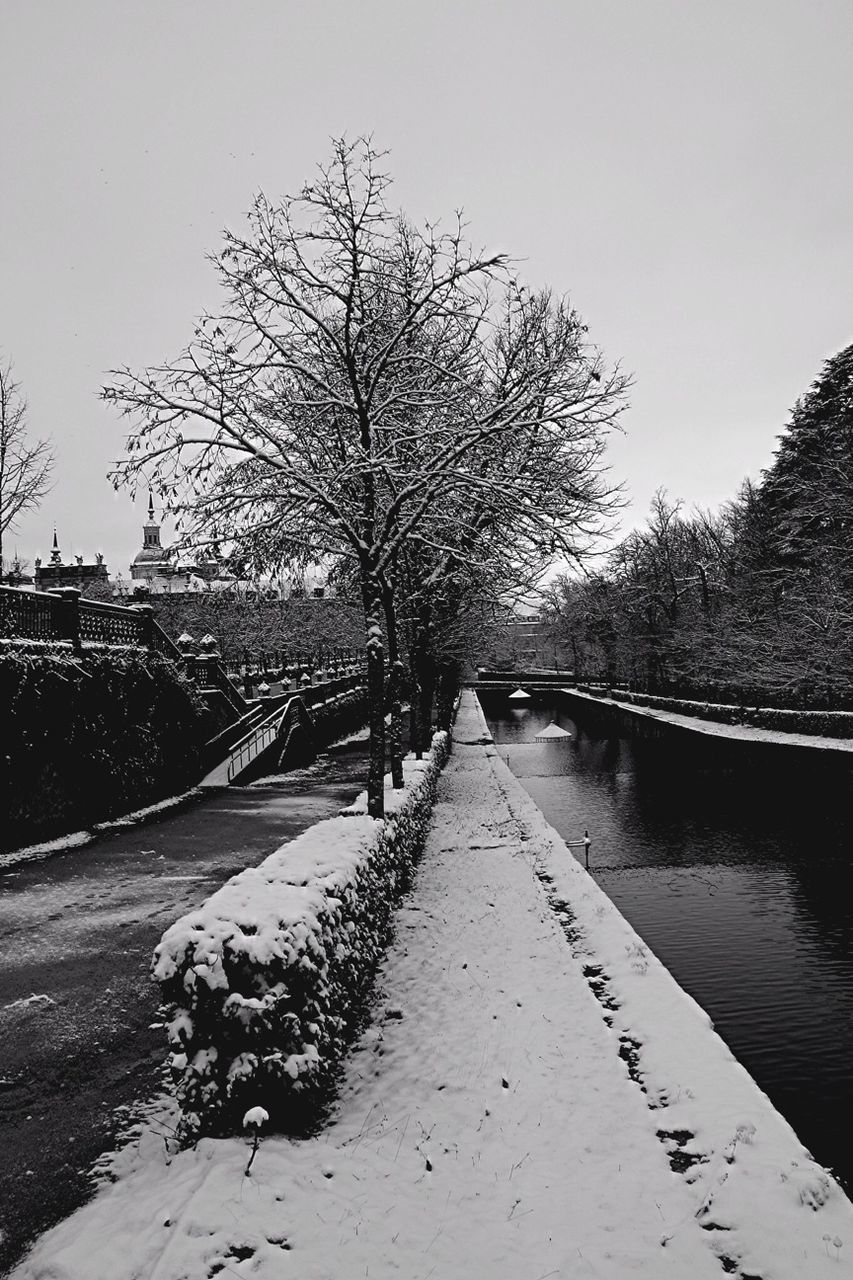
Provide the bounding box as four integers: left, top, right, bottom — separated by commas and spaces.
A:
227, 712, 284, 782
220, 672, 364, 783
227, 701, 291, 761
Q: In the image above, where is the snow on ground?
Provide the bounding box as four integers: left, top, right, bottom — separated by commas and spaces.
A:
12, 692, 852, 1280
93, 789, 204, 829
0, 993, 56, 1014
565, 688, 853, 752
487, 732, 853, 1274
325, 725, 370, 749
1, 790, 205, 871
246, 763, 330, 787
0, 830, 94, 871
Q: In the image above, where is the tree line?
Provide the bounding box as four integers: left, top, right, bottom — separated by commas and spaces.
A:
104, 138, 627, 816
547, 343, 853, 711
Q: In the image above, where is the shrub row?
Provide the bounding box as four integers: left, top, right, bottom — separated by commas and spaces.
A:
656, 677, 853, 712
153, 731, 451, 1139
311, 686, 369, 744
609, 689, 853, 738
573, 677, 853, 713
0, 643, 208, 851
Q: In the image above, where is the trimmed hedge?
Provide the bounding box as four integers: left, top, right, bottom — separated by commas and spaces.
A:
0, 643, 209, 851
153, 731, 451, 1139
606, 689, 853, 739
311, 687, 369, 746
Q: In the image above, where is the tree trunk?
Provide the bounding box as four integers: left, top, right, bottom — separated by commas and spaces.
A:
408, 608, 434, 759
362, 574, 386, 818
408, 660, 423, 756
435, 659, 461, 731
381, 581, 405, 789
571, 635, 580, 683
387, 660, 405, 788
416, 649, 436, 755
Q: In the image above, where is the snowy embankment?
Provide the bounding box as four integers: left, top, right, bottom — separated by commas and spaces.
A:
565, 687, 853, 752
486, 708, 853, 1277
153, 733, 449, 1137
11, 693, 852, 1280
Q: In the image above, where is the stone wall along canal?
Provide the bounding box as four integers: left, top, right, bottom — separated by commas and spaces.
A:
478, 689, 853, 1194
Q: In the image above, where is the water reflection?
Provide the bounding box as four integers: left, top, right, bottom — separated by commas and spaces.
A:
479, 692, 853, 1192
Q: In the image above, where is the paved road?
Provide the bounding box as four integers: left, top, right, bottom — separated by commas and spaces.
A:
0, 741, 371, 1277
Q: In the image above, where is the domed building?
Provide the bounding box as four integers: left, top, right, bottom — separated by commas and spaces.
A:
127, 494, 336, 599
130, 492, 170, 585
130, 492, 221, 593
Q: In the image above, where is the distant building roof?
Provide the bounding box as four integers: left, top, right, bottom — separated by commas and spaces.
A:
33, 530, 109, 591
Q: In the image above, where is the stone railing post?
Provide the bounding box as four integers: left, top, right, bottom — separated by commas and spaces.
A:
176, 631, 197, 680
129, 602, 155, 649
194, 633, 223, 691
50, 587, 82, 653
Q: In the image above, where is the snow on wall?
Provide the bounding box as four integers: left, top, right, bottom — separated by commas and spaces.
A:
467, 695, 853, 1278
585, 685, 853, 741
153, 731, 451, 1138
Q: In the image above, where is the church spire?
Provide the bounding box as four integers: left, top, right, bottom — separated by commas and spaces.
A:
50, 527, 61, 565
141, 491, 163, 551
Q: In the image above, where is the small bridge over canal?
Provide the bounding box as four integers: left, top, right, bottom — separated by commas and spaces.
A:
470, 667, 575, 694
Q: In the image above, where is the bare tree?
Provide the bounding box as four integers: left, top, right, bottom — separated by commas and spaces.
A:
105, 138, 627, 813
0, 358, 53, 577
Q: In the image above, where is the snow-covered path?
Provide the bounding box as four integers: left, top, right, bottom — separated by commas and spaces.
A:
12, 694, 852, 1279
0, 747, 374, 1277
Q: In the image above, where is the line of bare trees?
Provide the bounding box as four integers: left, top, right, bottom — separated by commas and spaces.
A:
546, 343, 853, 710
104, 138, 627, 815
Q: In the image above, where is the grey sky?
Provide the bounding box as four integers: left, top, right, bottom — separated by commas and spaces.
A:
2, 0, 851, 579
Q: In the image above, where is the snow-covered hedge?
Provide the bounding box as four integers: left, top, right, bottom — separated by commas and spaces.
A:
153, 730, 451, 1139
590, 687, 853, 738
568, 686, 850, 737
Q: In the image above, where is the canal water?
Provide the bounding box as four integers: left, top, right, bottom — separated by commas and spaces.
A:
478, 691, 853, 1194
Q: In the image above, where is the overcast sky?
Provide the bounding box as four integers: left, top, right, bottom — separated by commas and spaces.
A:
2, 0, 851, 579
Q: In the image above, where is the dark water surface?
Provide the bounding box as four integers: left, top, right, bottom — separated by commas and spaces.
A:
479, 692, 853, 1194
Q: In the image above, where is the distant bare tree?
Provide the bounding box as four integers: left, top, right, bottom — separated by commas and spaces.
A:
0, 357, 53, 578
